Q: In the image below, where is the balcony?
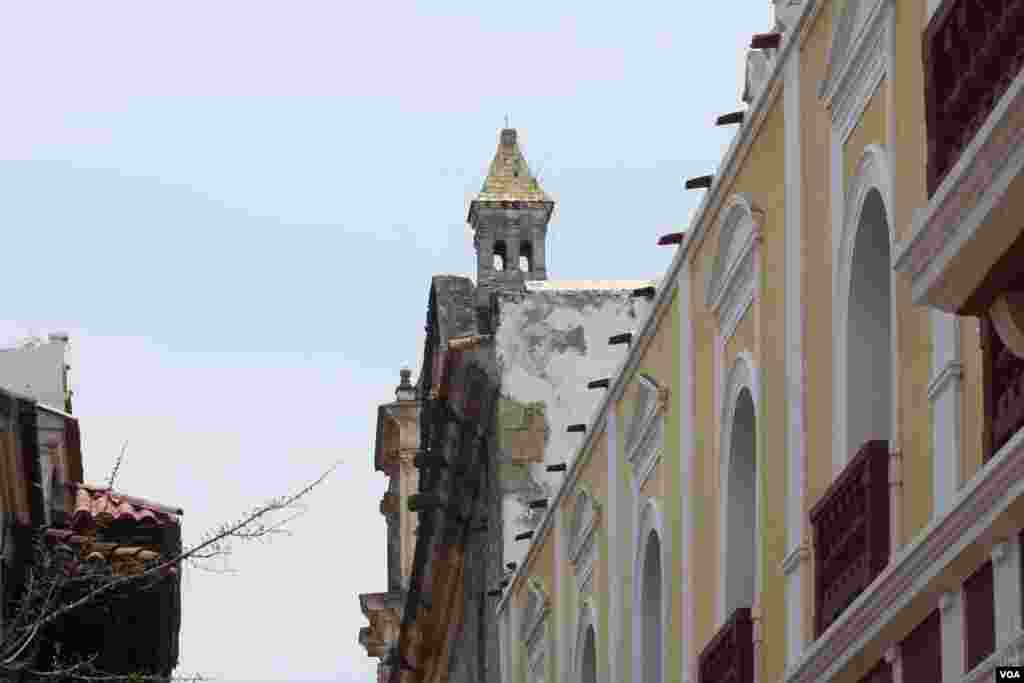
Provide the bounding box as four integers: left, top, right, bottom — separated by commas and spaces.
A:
925, 0, 1024, 195
698, 607, 753, 683
983, 317, 1024, 459
895, 0, 1024, 314
809, 440, 890, 637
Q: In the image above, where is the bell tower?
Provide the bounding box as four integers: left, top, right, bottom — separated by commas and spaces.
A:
468, 129, 555, 311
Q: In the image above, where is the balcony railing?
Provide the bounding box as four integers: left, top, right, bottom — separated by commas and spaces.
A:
809, 440, 890, 637
983, 317, 1024, 460
698, 607, 753, 683
924, 0, 1024, 195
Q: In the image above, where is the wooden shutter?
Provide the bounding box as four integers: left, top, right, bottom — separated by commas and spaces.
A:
901, 610, 942, 683
964, 561, 996, 672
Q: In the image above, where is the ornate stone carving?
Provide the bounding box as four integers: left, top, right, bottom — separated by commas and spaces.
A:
568, 488, 601, 594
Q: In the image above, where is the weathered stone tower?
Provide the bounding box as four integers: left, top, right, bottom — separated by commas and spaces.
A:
467, 129, 555, 311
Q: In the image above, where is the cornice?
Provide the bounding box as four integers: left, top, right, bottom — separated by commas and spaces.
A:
497, 0, 825, 617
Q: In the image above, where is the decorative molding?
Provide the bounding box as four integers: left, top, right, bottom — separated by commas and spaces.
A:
706, 194, 764, 334
821, 0, 892, 144
625, 376, 660, 458
784, 427, 1024, 683
569, 488, 601, 595
926, 361, 963, 401
522, 578, 551, 666
780, 543, 809, 576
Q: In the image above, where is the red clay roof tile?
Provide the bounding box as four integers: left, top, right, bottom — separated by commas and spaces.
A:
68, 483, 181, 533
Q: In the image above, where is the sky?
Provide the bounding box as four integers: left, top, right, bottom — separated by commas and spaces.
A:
0, 2, 771, 680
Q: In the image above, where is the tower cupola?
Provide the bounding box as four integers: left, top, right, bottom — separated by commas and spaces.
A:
468, 129, 555, 309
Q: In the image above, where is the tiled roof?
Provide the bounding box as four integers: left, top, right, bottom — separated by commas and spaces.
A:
45, 528, 177, 577
473, 129, 552, 204
69, 483, 182, 533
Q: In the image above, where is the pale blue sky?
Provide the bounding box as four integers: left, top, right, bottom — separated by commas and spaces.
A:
0, 2, 771, 680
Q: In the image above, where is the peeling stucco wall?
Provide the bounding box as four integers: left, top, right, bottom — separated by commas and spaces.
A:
494, 282, 654, 567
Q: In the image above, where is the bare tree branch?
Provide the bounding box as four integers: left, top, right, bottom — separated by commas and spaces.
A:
106, 441, 129, 490
0, 458, 341, 682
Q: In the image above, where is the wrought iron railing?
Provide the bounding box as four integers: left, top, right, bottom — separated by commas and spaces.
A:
809, 440, 890, 636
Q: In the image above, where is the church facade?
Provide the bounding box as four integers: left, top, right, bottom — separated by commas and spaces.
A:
360, 0, 1024, 681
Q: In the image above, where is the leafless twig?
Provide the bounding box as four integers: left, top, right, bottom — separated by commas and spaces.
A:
106, 441, 129, 489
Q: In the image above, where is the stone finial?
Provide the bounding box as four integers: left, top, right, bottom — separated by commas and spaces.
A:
396, 369, 416, 402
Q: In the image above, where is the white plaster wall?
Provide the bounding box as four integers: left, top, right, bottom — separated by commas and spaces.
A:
495, 282, 654, 569
0, 336, 69, 410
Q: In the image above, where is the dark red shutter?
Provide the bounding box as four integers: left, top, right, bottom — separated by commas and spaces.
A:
964, 561, 996, 672
901, 610, 942, 683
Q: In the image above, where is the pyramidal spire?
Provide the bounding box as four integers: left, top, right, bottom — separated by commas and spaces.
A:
467, 128, 555, 311
473, 129, 551, 205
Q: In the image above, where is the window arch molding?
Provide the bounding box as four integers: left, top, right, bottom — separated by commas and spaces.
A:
717, 351, 762, 626
624, 374, 669, 490
832, 144, 896, 472
522, 577, 551, 683
573, 597, 600, 683
632, 497, 668, 683
568, 485, 601, 595
705, 193, 765, 334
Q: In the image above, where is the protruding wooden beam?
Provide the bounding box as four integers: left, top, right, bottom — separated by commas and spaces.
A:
657, 232, 685, 246
716, 111, 745, 126
448, 334, 491, 351
413, 452, 447, 469
407, 493, 445, 512
567, 423, 586, 433
609, 333, 632, 346
632, 285, 656, 299
685, 175, 713, 190
587, 378, 610, 389
751, 32, 781, 49
546, 463, 567, 472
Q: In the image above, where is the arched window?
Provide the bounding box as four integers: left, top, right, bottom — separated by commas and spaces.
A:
581, 626, 597, 683
494, 241, 507, 271
642, 531, 663, 683
724, 387, 757, 618
520, 241, 533, 272
835, 146, 895, 469
846, 188, 892, 450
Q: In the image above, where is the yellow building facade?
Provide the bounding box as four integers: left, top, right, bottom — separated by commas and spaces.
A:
497, 0, 1024, 681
